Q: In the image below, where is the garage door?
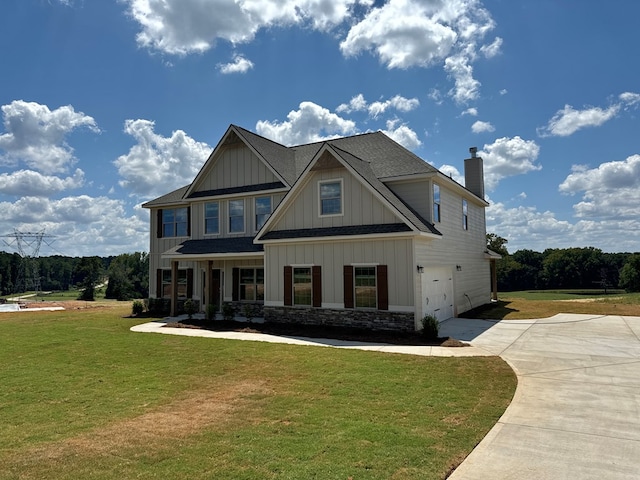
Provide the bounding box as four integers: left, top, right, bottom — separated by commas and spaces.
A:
421, 268, 454, 322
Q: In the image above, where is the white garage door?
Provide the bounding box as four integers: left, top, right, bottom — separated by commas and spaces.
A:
421, 268, 454, 322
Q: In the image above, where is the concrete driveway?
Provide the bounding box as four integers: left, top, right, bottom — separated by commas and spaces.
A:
440, 314, 640, 480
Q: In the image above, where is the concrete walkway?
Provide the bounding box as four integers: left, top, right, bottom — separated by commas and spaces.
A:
441, 314, 640, 480
131, 314, 640, 479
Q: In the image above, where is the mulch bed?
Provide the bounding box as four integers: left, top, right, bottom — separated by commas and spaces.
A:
164, 318, 469, 347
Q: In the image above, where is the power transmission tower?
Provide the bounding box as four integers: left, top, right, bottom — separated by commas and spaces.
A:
2, 229, 55, 298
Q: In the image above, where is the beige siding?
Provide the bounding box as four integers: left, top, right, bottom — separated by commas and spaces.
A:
265, 238, 414, 310
386, 180, 431, 221
271, 167, 402, 231
191, 144, 279, 193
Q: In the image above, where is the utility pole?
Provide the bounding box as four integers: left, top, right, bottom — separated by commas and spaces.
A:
1, 229, 55, 298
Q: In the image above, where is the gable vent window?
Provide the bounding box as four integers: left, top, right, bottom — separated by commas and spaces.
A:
319, 180, 343, 216
433, 184, 441, 223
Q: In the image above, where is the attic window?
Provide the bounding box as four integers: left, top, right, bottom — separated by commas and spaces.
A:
319, 179, 343, 216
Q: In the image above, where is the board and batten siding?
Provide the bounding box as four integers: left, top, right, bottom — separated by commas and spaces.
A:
386, 180, 431, 222
264, 238, 414, 310
191, 144, 280, 193
273, 167, 402, 231
413, 183, 489, 316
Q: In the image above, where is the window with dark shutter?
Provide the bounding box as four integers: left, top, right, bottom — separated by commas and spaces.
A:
232, 268, 239, 301
157, 210, 163, 239
377, 265, 388, 310
284, 266, 292, 306
312, 265, 322, 307
186, 268, 193, 298
156, 269, 162, 298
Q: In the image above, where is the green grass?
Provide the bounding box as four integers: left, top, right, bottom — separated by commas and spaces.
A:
501, 289, 627, 301
0, 306, 515, 479
1, 288, 108, 302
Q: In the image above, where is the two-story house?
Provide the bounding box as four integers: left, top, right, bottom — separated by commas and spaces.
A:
142, 124, 497, 332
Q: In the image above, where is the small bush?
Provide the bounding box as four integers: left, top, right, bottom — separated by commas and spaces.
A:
421, 314, 440, 341
183, 299, 197, 320
242, 303, 255, 323
222, 302, 235, 321
132, 300, 145, 316
206, 303, 217, 322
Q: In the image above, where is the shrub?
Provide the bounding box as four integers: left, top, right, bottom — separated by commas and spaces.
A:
242, 303, 255, 323
206, 303, 217, 322
421, 314, 440, 341
183, 299, 197, 320
131, 300, 145, 316
222, 302, 235, 321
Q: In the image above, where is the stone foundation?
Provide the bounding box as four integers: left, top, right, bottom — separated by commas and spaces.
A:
264, 306, 415, 332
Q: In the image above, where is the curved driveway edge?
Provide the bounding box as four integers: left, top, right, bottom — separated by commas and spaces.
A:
441, 314, 640, 480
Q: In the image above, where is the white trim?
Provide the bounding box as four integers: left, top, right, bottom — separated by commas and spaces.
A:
350, 262, 379, 267
322, 302, 343, 309
318, 178, 344, 217
289, 263, 315, 267
389, 305, 415, 313
228, 198, 245, 234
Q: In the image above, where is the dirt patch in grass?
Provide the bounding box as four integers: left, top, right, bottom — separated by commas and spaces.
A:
167, 318, 469, 347
12, 379, 268, 465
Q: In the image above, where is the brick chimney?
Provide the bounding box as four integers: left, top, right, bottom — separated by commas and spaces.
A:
464, 147, 485, 199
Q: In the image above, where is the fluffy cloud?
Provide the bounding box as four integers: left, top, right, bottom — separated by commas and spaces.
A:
0, 100, 99, 174
382, 119, 421, 150
256, 101, 357, 145
0, 195, 149, 255
0, 169, 84, 196
125, 0, 361, 55
471, 120, 494, 133
437, 164, 464, 184
537, 92, 640, 137
479, 136, 541, 190
218, 55, 254, 74
114, 119, 211, 197
559, 154, 640, 219
336, 93, 419, 118
461, 107, 478, 116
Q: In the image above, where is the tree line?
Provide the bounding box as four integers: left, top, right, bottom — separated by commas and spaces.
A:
0, 251, 149, 301
487, 234, 640, 292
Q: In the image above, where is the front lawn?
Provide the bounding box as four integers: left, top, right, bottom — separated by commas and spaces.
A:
0, 305, 515, 480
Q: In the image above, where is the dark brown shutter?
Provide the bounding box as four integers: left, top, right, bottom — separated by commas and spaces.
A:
212, 269, 221, 307
156, 269, 162, 298
343, 265, 354, 309
157, 209, 163, 239
232, 267, 239, 301
186, 206, 191, 237
284, 266, 293, 306
312, 265, 322, 307
186, 268, 193, 298
377, 265, 388, 310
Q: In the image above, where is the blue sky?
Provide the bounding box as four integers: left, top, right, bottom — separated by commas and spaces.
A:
1, 0, 639, 257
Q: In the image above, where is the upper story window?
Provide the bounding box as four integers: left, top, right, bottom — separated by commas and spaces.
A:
205, 202, 219, 235
462, 199, 468, 230
229, 199, 245, 233
319, 180, 343, 216
433, 184, 441, 223
255, 196, 272, 230
162, 207, 189, 237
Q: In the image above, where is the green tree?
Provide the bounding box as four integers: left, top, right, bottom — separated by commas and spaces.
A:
105, 252, 149, 300
619, 254, 640, 292
74, 257, 104, 301
486, 233, 509, 256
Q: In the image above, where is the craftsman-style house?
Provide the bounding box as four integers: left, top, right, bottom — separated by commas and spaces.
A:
142, 125, 496, 331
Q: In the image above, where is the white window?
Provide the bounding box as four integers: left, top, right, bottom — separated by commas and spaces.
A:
162, 207, 188, 237
433, 184, 441, 223
462, 199, 468, 230
354, 266, 377, 309
229, 199, 245, 233
293, 267, 312, 306
319, 180, 343, 216
205, 202, 219, 235
255, 196, 272, 230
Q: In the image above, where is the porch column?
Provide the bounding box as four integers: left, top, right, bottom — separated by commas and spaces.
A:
490, 259, 498, 301
207, 260, 214, 307
170, 260, 179, 316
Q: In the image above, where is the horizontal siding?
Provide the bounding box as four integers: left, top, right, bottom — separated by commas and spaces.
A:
386, 180, 430, 221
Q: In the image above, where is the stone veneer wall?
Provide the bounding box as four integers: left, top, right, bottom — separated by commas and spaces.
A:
264, 306, 415, 332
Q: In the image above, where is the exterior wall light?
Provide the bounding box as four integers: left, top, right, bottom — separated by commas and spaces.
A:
417, 265, 424, 273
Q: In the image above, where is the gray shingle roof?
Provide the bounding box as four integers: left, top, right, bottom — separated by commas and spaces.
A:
174, 237, 263, 255
141, 185, 190, 208
259, 223, 412, 241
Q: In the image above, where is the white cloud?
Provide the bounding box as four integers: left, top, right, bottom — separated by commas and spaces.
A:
114, 119, 211, 197
0, 195, 149, 256
479, 136, 541, 190
620, 92, 640, 107
218, 54, 254, 74
471, 120, 495, 133
381, 119, 421, 150
256, 101, 357, 145
444, 52, 481, 104
0, 100, 99, 174
0, 168, 84, 196
559, 154, 640, 219
337, 93, 420, 118
461, 107, 478, 116
480, 36, 502, 58
125, 0, 360, 55
537, 104, 619, 137
428, 88, 444, 105
438, 164, 463, 184
499, 88, 508, 95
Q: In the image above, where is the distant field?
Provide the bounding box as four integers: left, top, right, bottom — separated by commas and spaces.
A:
463, 289, 640, 319
0, 304, 515, 480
